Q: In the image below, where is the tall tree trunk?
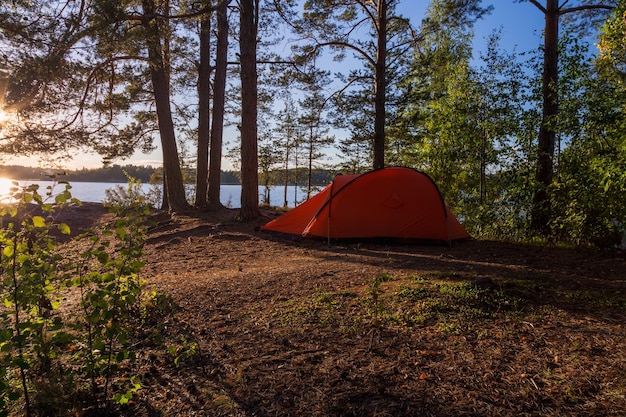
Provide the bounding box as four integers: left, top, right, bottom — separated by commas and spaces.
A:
283, 133, 290, 208
373, 0, 387, 170
238, 0, 259, 220
161, 174, 170, 210
307, 125, 313, 198
195, 11, 211, 208
293, 132, 299, 207
142, 0, 189, 211
207, 0, 230, 211
531, 0, 559, 235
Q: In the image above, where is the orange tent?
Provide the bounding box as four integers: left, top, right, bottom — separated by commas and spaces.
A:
260, 167, 470, 242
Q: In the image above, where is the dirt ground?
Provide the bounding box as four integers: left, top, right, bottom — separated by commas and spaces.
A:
57, 204, 626, 416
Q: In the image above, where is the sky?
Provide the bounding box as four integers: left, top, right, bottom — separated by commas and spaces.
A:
3, 1, 599, 171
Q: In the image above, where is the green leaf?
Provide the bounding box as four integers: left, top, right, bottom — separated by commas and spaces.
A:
0, 328, 12, 342
17, 253, 30, 263
32, 216, 46, 228
96, 252, 109, 263
120, 395, 130, 405
13, 357, 31, 369
116, 225, 127, 239
116, 351, 128, 362
58, 223, 71, 235
55, 192, 69, 205
3, 246, 14, 257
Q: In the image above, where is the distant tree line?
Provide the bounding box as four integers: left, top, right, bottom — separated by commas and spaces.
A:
0, 164, 334, 187
66, 165, 156, 183
0, 164, 156, 183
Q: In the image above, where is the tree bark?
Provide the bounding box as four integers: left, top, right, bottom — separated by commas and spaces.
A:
238, 0, 259, 220
373, 0, 387, 170
142, 0, 189, 211
207, 0, 230, 211
195, 11, 211, 208
531, 0, 559, 235
307, 124, 313, 198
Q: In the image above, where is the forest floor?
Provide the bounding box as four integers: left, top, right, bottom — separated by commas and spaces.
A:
54, 204, 626, 416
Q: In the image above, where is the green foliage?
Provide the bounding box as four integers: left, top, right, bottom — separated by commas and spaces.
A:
73, 180, 152, 406
598, 2, 626, 80
274, 272, 531, 337
103, 171, 160, 209
366, 273, 396, 324
167, 337, 199, 368
389, 277, 525, 329
546, 33, 626, 246
275, 289, 360, 332
551, 145, 626, 246
0, 178, 156, 415
397, 285, 430, 301
0, 181, 76, 416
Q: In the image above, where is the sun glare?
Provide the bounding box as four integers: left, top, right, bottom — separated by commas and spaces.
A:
0, 177, 18, 203
0, 109, 12, 129
0, 108, 11, 132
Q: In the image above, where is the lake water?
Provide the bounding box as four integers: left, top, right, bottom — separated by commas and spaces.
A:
0, 179, 310, 208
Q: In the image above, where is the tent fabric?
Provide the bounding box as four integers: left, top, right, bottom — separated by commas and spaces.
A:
260, 167, 470, 242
